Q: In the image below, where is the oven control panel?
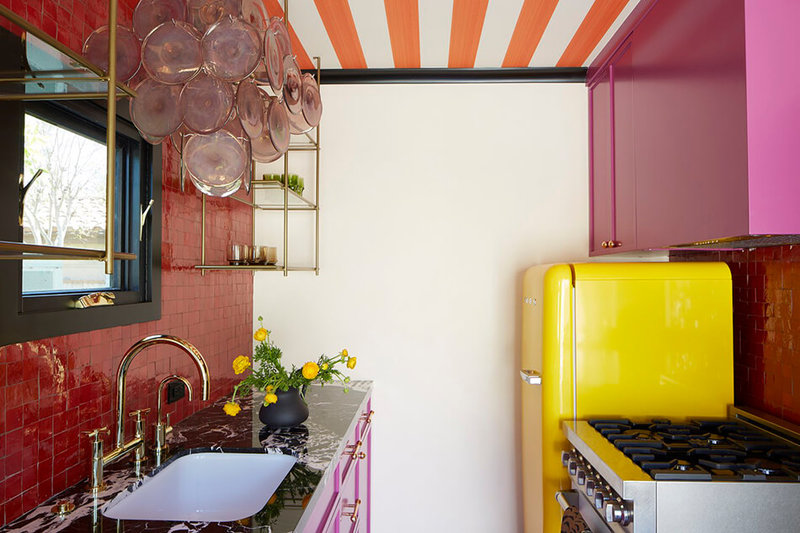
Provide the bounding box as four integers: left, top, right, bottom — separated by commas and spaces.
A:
562, 448, 634, 529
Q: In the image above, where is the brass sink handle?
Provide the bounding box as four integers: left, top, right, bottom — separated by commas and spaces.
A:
82, 427, 110, 494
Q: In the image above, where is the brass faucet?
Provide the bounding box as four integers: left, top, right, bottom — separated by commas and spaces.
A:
102, 335, 211, 472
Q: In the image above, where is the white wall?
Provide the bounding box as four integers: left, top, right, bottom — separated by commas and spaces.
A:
253, 83, 588, 532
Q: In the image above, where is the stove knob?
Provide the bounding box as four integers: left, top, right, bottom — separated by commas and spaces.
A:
561, 451, 571, 466
605, 502, 633, 526
576, 469, 586, 485
568, 460, 577, 475
594, 490, 605, 510
585, 480, 595, 497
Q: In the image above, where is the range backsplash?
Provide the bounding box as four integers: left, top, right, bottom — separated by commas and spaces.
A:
671, 246, 800, 426
0, 0, 253, 525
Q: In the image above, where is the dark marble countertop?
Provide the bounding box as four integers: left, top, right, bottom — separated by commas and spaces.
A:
2, 381, 372, 533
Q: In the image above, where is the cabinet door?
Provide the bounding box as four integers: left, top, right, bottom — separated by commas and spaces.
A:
322, 500, 341, 533
632, 0, 748, 247
356, 422, 371, 531
589, 41, 635, 255
589, 72, 613, 254
339, 461, 359, 533
612, 42, 635, 252
307, 469, 340, 533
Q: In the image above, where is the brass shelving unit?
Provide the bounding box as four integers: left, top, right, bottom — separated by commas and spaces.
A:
194, 117, 321, 277
194, 54, 321, 277
0, 2, 137, 275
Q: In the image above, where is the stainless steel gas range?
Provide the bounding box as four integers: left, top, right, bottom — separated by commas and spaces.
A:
559, 407, 800, 532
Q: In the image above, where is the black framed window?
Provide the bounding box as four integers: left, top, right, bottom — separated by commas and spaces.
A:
0, 97, 161, 345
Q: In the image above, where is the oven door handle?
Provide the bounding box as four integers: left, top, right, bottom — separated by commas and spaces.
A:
519, 369, 542, 385
555, 490, 578, 511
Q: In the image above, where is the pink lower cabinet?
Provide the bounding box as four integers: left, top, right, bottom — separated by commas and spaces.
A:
306, 399, 373, 533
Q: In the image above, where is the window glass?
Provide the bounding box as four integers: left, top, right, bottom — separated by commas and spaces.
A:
21, 113, 112, 293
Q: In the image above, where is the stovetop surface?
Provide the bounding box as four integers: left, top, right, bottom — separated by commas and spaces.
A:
588, 418, 800, 482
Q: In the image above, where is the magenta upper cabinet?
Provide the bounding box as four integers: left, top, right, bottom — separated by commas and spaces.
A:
589, 0, 800, 253
632, 0, 749, 248
589, 42, 635, 255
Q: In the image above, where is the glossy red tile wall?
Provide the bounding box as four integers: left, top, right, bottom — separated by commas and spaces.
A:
671, 246, 800, 426
0, 1, 254, 525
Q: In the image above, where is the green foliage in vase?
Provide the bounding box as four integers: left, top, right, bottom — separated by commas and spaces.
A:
222, 316, 357, 416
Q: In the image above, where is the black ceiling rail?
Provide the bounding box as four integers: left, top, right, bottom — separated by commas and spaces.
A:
303, 67, 587, 85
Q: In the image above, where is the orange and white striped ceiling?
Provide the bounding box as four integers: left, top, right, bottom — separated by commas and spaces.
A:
263, 0, 642, 71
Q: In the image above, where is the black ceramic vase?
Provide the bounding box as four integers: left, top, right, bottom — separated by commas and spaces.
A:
258, 387, 309, 428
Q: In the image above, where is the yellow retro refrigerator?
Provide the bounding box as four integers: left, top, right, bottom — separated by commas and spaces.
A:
519, 263, 733, 533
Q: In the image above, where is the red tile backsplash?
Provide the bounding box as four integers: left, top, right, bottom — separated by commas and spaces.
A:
0, 0, 254, 525
671, 246, 800, 426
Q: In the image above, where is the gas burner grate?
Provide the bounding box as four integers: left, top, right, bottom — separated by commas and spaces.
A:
647, 459, 713, 481
587, 417, 800, 482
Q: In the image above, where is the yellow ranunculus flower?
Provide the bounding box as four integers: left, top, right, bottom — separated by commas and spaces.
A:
266, 385, 274, 392
341, 349, 348, 357
347, 357, 357, 369
232, 355, 251, 375
302, 361, 320, 380
254, 327, 268, 342
223, 402, 241, 416
265, 393, 278, 404
321, 363, 329, 370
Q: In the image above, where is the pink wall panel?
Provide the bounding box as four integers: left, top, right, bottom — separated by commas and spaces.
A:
0, 1, 254, 525
672, 247, 800, 426
743, 0, 800, 234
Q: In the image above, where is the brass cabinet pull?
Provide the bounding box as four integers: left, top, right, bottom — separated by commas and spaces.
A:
350, 440, 363, 460
601, 241, 609, 248
343, 499, 361, 523
360, 409, 374, 439
344, 440, 367, 460
610, 240, 622, 248
361, 409, 374, 425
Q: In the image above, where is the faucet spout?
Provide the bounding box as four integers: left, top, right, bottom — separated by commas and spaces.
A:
114, 335, 211, 449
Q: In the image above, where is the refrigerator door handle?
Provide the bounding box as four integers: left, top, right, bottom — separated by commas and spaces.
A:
520, 369, 542, 385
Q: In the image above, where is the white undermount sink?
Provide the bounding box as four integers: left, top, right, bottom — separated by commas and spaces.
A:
102, 452, 297, 522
